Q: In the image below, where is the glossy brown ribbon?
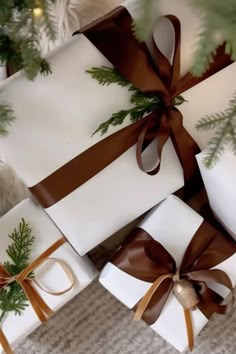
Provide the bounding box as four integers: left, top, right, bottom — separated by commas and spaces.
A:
29, 7, 232, 208
0, 237, 75, 354
111, 221, 236, 350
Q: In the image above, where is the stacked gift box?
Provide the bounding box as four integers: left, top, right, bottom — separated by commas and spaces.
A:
0, 0, 235, 353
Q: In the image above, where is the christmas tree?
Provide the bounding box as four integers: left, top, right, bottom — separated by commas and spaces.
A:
0, 0, 55, 134
0, 0, 236, 167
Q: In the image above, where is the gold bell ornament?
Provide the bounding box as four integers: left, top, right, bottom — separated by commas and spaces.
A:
173, 275, 199, 351
173, 278, 199, 310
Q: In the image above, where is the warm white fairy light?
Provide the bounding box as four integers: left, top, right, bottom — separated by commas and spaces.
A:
33, 6, 43, 17
33, 0, 43, 18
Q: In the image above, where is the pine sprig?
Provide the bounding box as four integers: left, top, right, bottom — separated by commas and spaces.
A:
0, 219, 35, 323
196, 94, 236, 167
132, 0, 157, 41
88, 66, 185, 136
0, 0, 56, 80
0, 100, 15, 135
191, 29, 219, 77
5, 218, 35, 273
191, 0, 236, 76
86, 66, 130, 87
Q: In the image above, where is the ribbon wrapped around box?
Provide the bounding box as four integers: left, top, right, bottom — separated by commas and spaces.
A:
0, 199, 97, 354
0, 1, 233, 255
197, 150, 236, 241
99, 195, 236, 352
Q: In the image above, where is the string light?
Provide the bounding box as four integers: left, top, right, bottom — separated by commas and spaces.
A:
33, 1, 43, 18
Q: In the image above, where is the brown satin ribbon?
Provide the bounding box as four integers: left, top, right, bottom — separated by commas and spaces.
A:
29, 7, 232, 208
0, 237, 75, 354
111, 221, 236, 350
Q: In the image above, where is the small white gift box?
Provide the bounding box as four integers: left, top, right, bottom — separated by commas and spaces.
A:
99, 195, 236, 352
197, 150, 236, 240
0, 199, 97, 353
0, 0, 235, 255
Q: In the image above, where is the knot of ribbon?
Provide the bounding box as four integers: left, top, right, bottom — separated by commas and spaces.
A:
111, 222, 235, 351
0, 237, 75, 354
29, 7, 232, 209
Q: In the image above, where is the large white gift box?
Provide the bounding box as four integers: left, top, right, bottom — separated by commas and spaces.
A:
197, 150, 236, 240
99, 195, 236, 352
0, 199, 97, 353
0, 0, 235, 255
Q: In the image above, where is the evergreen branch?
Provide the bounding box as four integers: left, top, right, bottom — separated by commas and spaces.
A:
0, 219, 35, 323
89, 66, 186, 136
228, 122, 236, 154
201, 122, 230, 168
132, 0, 157, 41
5, 218, 35, 273
92, 110, 130, 136
191, 28, 219, 77
198, 93, 236, 167
130, 89, 159, 105
0, 100, 15, 135
191, 0, 236, 76
0, 0, 55, 80
92, 102, 159, 136
39, 0, 57, 41
196, 114, 228, 131
87, 67, 130, 87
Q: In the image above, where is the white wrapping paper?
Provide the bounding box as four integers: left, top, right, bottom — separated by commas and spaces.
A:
197, 150, 236, 240
0, 199, 97, 353
99, 195, 236, 352
0, 0, 235, 255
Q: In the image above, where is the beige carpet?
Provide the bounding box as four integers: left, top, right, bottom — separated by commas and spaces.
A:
15, 280, 236, 354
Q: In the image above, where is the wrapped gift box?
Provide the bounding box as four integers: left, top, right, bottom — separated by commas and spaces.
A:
197, 150, 236, 240
0, 0, 234, 255
0, 198, 97, 353
99, 195, 236, 352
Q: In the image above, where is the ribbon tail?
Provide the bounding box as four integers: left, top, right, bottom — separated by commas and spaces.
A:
0, 328, 14, 354
169, 108, 201, 188
21, 280, 54, 323
187, 269, 234, 315
184, 308, 194, 351
134, 274, 172, 321
136, 112, 170, 175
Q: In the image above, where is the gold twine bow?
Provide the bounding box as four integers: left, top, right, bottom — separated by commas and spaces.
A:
0, 237, 75, 354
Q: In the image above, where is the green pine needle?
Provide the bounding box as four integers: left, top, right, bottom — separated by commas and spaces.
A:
86, 67, 130, 87
0, 219, 35, 323
132, 0, 156, 41
191, 0, 236, 76
0, 101, 15, 135
88, 66, 185, 136
197, 93, 236, 167
0, 0, 55, 80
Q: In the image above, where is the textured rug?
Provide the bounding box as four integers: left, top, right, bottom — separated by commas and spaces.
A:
15, 281, 236, 354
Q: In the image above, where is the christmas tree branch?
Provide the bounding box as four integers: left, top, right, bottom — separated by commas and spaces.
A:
196, 94, 236, 167
191, 0, 236, 76
0, 100, 15, 135
132, 0, 157, 41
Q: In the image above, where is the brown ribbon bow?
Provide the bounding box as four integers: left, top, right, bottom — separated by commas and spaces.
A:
0, 237, 75, 354
111, 221, 235, 351
29, 7, 232, 208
